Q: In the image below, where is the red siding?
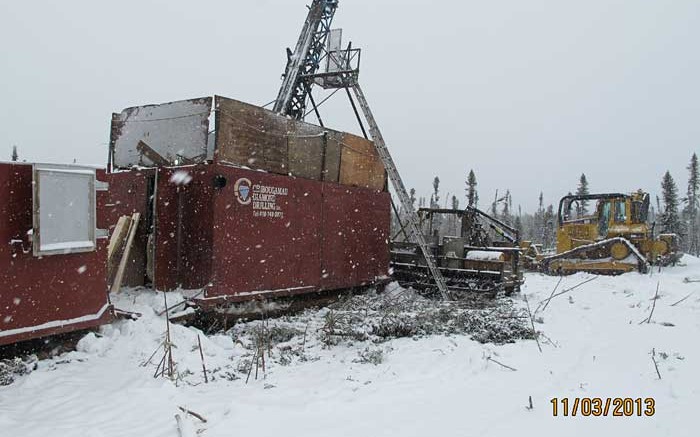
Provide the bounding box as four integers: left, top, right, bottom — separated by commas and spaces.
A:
152, 167, 177, 291
61, 162, 390, 303
102, 169, 154, 288
179, 166, 214, 290
208, 165, 323, 297
320, 183, 391, 290
141, 165, 214, 291
201, 164, 390, 301
0, 163, 111, 346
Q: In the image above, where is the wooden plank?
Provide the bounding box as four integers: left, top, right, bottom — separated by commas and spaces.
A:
287, 119, 324, 180
215, 96, 289, 175
107, 215, 131, 281
111, 212, 141, 294
108, 216, 130, 261
339, 133, 386, 190
137, 141, 170, 166
323, 131, 342, 183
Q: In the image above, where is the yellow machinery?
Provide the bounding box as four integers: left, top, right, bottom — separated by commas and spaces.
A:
541, 191, 681, 275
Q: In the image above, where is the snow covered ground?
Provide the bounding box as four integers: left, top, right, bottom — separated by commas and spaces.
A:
1, 257, 700, 437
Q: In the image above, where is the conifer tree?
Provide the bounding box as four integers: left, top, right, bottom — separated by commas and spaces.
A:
543, 204, 556, 249
575, 173, 590, 216
535, 192, 545, 244
466, 169, 478, 207
660, 171, 683, 238
11, 145, 18, 162
514, 205, 523, 237
432, 176, 440, 208
684, 154, 699, 255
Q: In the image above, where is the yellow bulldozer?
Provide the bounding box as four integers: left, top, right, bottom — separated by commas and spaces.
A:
540, 190, 681, 275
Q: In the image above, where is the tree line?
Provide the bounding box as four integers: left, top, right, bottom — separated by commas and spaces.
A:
400, 152, 699, 256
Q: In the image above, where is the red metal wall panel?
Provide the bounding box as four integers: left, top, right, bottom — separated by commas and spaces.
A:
201, 164, 390, 300
319, 183, 391, 290
354, 188, 391, 284
153, 167, 180, 291
147, 165, 214, 291
179, 166, 214, 290
102, 169, 154, 287
0, 163, 111, 346
207, 165, 323, 297
319, 184, 358, 290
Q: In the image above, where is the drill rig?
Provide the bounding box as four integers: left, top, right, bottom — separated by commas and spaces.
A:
273, 0, 451, 298
540, 191, 681, 275
391, 206, 523, 296
274, 1, 525, 297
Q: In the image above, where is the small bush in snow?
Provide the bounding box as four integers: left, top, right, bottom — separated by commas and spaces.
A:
355, 347, 384, 365
0, 356, 36, 386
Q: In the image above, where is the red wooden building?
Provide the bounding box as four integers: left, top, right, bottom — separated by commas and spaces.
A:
106, 96, 391, 304
0, 163, 113, 346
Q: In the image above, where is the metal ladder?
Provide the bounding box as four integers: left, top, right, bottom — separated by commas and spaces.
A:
351, 83, 450, 299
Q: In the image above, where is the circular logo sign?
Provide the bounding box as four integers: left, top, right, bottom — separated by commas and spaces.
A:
234, 177, 252, 205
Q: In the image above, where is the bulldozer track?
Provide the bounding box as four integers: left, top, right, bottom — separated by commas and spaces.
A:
541, 237, 649, 275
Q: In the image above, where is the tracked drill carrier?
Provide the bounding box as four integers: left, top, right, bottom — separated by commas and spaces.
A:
541, 191, 681, 275
391, 206, 523, 296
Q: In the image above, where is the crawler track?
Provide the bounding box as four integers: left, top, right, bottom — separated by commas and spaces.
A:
540, 237, 649, 275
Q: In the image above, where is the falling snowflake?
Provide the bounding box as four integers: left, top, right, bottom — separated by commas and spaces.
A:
169, 171, 192, 186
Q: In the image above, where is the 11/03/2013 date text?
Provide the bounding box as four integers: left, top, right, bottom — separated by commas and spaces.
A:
551, 398, 655, 416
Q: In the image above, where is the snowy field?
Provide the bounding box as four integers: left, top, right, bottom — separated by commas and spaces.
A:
1, 257, 700, 437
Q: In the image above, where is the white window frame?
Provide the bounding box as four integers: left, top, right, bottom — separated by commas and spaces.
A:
32, 164, 97, 256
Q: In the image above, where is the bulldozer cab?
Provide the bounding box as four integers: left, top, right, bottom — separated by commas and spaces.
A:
597, 200, 612, 236
557, 191, 651, 251
597, 191, 649, 236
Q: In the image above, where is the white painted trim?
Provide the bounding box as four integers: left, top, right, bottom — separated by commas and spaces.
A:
198, 285, 316, 300
0, 304, 111, 338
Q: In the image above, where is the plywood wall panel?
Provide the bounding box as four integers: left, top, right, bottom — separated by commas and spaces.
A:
339, 133, 386, 190
215, 96, 289, 175
287, 120, 324, 180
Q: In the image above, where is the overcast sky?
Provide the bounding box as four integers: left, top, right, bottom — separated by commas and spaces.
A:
1, 0, 698, 211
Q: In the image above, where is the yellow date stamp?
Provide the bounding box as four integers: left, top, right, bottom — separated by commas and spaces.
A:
550, 397, 655, 417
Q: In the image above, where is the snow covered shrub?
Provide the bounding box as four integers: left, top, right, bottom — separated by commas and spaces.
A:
321, 310, 368, 346
0, 356, 36, 386
370, 313, 417, 338
355, 347, 384, 365
326, 290, 534, 345
266, 325, 303, 344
